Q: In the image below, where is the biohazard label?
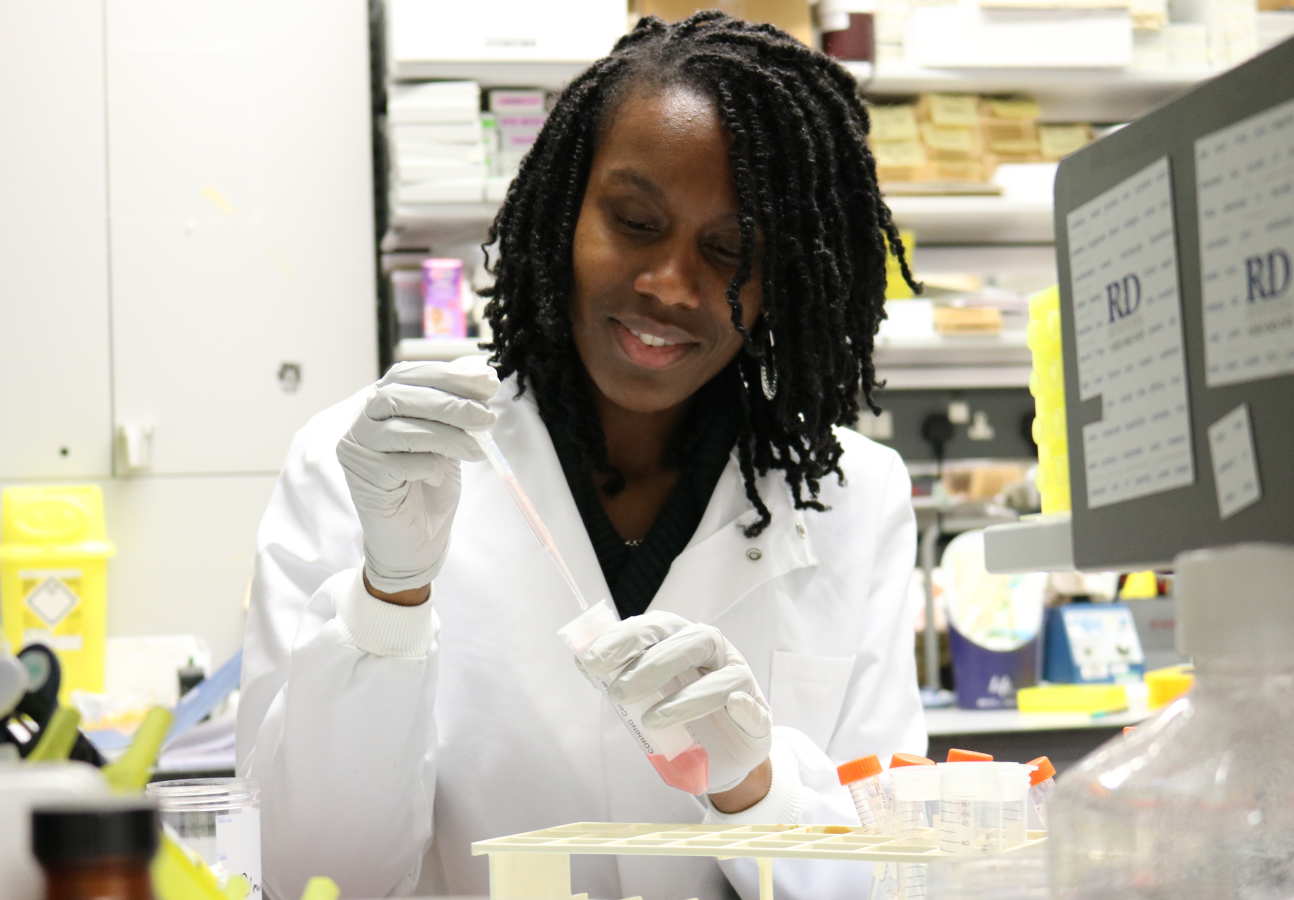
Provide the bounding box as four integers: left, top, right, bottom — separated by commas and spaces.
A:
25, 577, 80, 628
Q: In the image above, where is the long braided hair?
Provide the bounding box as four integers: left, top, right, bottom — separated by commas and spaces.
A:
481, 10, 918, 537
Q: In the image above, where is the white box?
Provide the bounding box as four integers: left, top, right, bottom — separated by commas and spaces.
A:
906, 0, 1134, 67
389, 0, 629, 63
388, 82, 481, 125
395, 178, 486, 204
392, 121, 484, 146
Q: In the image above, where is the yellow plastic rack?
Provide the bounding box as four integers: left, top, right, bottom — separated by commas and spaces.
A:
471, 821, 1047, 900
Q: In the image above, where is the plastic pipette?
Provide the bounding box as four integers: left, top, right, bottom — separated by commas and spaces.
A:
470, 431, 589, 611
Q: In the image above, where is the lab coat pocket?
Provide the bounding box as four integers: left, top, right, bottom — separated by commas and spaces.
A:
769, 650, 856, 750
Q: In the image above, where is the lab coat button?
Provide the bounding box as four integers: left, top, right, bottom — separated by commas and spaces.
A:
795, 523, 807, 538
746, 548, 762, 561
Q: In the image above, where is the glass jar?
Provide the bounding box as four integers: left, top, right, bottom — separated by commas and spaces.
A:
32, 797, 158, 900
145, 777, 261, 894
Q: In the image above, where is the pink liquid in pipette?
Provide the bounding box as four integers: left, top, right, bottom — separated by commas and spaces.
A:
649, 745, 711, 795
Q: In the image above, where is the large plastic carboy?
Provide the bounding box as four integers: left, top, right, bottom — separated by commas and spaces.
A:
1048, 543, 1294, 898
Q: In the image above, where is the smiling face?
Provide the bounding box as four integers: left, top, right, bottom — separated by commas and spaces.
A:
569, 83, 762, 417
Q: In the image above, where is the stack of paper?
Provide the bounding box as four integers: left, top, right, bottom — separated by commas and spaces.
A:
388, 81, 487, 205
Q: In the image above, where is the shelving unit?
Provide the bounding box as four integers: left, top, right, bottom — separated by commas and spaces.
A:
388, 57, 1211, 124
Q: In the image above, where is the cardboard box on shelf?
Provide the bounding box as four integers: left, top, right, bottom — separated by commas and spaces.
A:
1039, 124, 1093, 160
980, 97, 1041, 120
633, 0, 812, 45
982, 117, 1040, 149
924, 158, 995, 183
869, 104, 921, 142
934, 305, 1003, 334
917, 93, 981, 128
873, 138, 928, 183
920, 123, 983, 159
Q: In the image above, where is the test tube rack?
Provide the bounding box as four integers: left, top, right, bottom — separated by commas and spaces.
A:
471, 821, 1047, 900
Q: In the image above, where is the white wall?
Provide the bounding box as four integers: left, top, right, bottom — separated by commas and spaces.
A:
1, 0, 378, 662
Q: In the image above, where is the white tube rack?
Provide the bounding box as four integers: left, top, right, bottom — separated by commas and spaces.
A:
471, 821, 1046, 900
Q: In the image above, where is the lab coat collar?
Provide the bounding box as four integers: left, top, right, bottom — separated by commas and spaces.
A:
651, 451, 819, 625
492, 381, 819, 626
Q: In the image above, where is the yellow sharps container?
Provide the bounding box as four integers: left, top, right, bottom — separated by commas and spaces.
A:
0, 485, 116, 699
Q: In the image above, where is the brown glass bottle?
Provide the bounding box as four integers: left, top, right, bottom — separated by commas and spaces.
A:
32, 799, 159, 900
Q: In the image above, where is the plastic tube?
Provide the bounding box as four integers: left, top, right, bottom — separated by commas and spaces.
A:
1027, 756, 1056, 830
558, 600, 708, 794
892, 762, 941, 899
470, 430, 588, 611
838, 755, 896, 832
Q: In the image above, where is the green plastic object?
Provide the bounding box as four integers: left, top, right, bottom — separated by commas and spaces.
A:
26, 705, 81, 762
152, 832, 249, 900
300, 877, 340, 900
103, 706, 173, 793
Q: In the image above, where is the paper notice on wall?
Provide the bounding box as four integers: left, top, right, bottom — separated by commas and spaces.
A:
1067, 157, 1194, 509
1196, 97, 1294, 387
1207, 404, 1262, 519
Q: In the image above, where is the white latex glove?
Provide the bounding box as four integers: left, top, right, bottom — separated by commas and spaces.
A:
581, 611, 773, 794
336, 358, 499, 595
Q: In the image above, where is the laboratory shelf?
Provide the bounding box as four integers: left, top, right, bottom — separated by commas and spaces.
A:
887, 195, 1054, 245
389, 59, 590, 90
983, 513, 1176, 574
983, 513, 1074, 574
388, 57, 1212, 124
389, 196, 1055, 246
925, 706, 1149, 737
847, 61, 1214, 123
471, 821, 1045, 899
874, 332, 1031, 389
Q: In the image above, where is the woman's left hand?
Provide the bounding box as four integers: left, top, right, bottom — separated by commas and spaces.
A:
579, 611, 772, 801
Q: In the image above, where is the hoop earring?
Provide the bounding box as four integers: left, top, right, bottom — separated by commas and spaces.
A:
760, 328, 778, 402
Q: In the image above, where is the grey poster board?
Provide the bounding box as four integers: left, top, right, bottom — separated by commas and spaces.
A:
1054, 36, 1294, 571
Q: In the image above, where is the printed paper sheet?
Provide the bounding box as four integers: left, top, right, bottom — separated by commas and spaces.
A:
1067, 157, 1194, 509
1196, 97, 1294, 386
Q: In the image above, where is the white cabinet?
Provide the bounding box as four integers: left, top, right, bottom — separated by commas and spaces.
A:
0, 0, 377, 480
0, 5, 113, 479
105, 0, 377, 474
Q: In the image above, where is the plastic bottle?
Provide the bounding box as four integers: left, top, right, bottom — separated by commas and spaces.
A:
1026, 756, 1055, 830
31, 798, 158, 900
837, 754, 895, 832
1049, 544, 1294, 897
891, 759, 941, 899
940, 762, 1030, 855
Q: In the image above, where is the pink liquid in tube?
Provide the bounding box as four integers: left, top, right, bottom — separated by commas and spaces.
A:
650, 746, 711, 796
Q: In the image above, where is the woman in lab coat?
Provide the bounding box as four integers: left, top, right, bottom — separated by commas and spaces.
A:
238, 12, 925, 900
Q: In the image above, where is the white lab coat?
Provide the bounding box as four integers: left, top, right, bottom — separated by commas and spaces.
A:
237, 372, 925, 900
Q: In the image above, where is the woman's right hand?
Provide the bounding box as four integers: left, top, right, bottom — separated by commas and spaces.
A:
336, 358, 499, 601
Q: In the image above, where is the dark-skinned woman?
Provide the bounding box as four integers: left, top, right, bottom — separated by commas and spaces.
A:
238, 12, 924, 899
